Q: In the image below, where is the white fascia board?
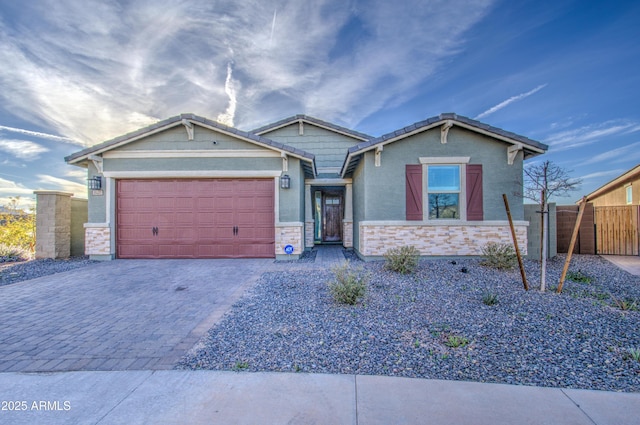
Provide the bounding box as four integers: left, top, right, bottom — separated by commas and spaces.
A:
102, 170, 282, 179
102, 150, 281, 159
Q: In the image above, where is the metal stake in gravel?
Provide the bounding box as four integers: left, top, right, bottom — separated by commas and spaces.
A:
503, 194, 528, 290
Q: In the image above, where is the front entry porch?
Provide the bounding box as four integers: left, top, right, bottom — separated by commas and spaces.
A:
304, 179, 353, 249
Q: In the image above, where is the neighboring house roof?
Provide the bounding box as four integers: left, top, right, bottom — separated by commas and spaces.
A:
252, 114, 372, 141
340, 113, 549, 177
65, 113, 317, 177
584, 163, 640, 202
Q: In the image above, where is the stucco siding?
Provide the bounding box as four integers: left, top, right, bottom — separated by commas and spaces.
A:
261, 123, 362, 170
589, 177, 640, 207
351, 156, 366, 252
279, 158, 305, 222
87, 162, 107, 223
358, 126, 524, 221
117, 125, 264, 151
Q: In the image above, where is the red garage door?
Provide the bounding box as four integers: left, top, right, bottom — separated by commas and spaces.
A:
117, 179, 275, 259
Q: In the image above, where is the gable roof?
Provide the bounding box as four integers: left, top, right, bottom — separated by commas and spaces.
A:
340, 113, 549, 177
252, 114, 372, 141
65, 113, 317, 177
585, 163, 640, 202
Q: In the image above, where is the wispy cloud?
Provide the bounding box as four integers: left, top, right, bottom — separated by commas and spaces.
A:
581, 169, 626, 181
474, 84, 547, 120
37, 174, 86, 196
545, 120, 640, 151
0, 0, 496, 144
0, 125, 75, 143
582, 140, 640, 165
0, 139, 49, 160
216, 61, 238, 127
0, 177, 33, 195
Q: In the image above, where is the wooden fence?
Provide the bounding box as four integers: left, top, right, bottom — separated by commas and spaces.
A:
595, 205, 639, 256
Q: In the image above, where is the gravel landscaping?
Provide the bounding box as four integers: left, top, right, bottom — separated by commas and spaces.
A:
178, 255, 640, 392
0, 257, 97, 286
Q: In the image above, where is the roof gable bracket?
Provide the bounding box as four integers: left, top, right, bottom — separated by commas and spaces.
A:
375, 145, 383, 167
281, 152, 288, 172
181, 119, 195, 140
507, 143, 523, 165
441, 120, 454, 144
299, 120, 304, 135
88, 155, 103, 174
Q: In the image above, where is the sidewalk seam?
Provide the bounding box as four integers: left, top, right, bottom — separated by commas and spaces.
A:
94, 371, 155, 424
560, 389, 598, 425
354, 374, 360, 425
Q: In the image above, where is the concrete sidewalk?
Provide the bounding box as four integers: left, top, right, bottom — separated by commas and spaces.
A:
1, 370, 638, 425
601, 255, 640, 276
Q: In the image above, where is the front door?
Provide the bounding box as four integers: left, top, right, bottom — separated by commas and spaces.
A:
322, 193, 343, 242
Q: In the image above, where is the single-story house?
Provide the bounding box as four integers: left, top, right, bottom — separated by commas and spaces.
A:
585, 164, 640, 207
583, 164, 640, 255
65, 113, 548, 260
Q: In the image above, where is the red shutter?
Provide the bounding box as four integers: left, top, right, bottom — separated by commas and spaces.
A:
406, 164, 423, 220
466, 164, 483, 221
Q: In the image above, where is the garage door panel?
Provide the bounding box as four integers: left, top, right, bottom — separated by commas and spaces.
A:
117, 178, 275, 259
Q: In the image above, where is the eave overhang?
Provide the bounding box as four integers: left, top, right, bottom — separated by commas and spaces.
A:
340, 113, 548, 178
65, 113, 317, 178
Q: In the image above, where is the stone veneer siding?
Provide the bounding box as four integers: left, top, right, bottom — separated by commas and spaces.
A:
358, 222, 528, 257
305, 220, 315, 248
343, 220, 353, 248
84, 225, 111, 256
275, 223, 304, 256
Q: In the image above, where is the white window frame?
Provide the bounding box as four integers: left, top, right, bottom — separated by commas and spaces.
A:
420, 157, 470, 222
626, 184, 633, 205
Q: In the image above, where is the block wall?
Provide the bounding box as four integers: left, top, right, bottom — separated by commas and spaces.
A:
35, 191, 72, 259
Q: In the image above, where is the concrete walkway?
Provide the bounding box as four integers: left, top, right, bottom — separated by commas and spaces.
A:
602, 255, 640, 276
1, 370, 638, 424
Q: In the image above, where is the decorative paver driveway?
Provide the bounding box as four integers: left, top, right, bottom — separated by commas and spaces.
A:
0, 259, 272, 372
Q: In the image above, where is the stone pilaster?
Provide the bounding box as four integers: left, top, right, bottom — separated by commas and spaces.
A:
34, 191, 73, 259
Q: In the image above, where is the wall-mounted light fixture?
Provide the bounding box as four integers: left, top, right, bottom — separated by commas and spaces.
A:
280, 174, 291, 189
87, 176, 102, 190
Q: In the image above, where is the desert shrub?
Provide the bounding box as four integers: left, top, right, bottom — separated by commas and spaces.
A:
566, 270, 592, 284
443, 335, 470, 348
0, 244, 32, 262
480, 242, 516, 270
328, 261, 368, 305
611, 295, 638, 311
384, 245, 419, 274
0, 213, 35, 254
482, 292, 499, 306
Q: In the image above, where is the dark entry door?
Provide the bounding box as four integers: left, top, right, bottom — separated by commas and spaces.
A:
322, 194, 343, 242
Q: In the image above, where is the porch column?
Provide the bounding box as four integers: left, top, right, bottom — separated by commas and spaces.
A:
304, 183, 315, 248
343, 183, 353, 248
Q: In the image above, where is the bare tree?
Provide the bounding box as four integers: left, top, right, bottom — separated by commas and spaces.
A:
522, 160, 581, 291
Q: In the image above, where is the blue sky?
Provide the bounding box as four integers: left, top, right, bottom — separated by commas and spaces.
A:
0, 0, 639, 209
